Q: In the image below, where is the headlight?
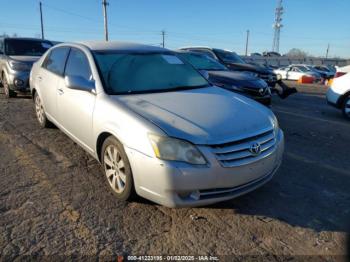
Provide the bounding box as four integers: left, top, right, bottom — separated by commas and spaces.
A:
241, 71, 258, 78
8, 60, 31, 71
231, 85, 242, 91
148, 134, 207, 165
272, 115, 279, 137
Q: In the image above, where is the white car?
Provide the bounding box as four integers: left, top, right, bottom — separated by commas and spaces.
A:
327, 72, 350, 119
274, 65, 320, 81
29, 41, 284, 207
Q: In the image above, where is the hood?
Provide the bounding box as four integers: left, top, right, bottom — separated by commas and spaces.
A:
207, 70, 267, 89
113, 87, 274, 145
224, 62, 272, 74
9, 56, 41, 63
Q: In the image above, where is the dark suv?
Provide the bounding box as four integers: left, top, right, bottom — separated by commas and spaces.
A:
0, 37, 53, 98
180, 47, 278, 87
177, 51, 272, 105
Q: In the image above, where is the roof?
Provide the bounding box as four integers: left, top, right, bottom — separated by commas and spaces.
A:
0, 37, 51, 42
76, 41, 168, 52
179, 46, 234, 53
179, 46, 214, 50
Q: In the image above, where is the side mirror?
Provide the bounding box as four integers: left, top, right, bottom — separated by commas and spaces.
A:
65, 75, 95, 93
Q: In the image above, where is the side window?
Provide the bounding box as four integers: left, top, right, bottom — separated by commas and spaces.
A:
196, 49, 216, 59
0, 40, 4, 54
65, 48, 92, 81
43, 47, 70, 75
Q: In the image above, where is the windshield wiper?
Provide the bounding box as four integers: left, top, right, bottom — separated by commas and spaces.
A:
170, 84, 211, 91
110, 84, 211, 95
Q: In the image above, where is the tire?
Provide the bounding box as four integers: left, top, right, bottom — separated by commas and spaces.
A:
342, 95, 350, 120
3, 76, 17, 98
101, 136, 135, 201
34, 92, 52, 128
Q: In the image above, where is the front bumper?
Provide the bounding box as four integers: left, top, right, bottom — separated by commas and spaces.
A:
326, 87, 341, 108
126, 130, 284, 207
251, 95, 271, 105
6, 70, 30, 93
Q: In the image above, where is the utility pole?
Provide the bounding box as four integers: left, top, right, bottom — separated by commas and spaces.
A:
161, 30, 166, 48
245, 30, 250, 56
102, 0, 109, 41
39, 1, 44, 40
272, 0, 283, 52
326, 43, 330, 58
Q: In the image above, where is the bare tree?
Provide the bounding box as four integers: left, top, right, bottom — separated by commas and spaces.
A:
286, 48, 308, 58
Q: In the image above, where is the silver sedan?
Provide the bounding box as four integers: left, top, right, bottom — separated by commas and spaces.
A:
30, 41, 284, 207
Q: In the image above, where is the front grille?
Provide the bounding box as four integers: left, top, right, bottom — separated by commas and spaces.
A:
211, 129, 276, 167
260, 74, 277, 82
242, 87, 268, 97
198, 169, 275, 199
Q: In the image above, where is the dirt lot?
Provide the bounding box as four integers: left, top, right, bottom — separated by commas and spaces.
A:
0, 82, 349, 260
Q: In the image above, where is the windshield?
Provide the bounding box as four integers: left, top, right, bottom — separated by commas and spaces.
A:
94, 52, 209, 95
296, 66, 309, 72
5, 39, 53, 56
214, 49, 246, 64
178, 52, 227, 71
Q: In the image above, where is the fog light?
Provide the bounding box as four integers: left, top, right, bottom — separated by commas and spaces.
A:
190, 190, 200, 201
178, 190, 201, 201
14, 79, 24, 87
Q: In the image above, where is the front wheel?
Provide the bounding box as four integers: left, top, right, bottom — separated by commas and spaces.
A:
3, 76, 17, 98
342, 95, 350, 120
101, 136, 135, 201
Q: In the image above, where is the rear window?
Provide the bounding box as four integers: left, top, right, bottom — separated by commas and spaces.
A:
5, 39, 53, 56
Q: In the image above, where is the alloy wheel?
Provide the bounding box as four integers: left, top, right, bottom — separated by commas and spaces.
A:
3, 78, 9, 97
35, 95, 45, 125
103, 145, 127, 194
345, 99, 350, 117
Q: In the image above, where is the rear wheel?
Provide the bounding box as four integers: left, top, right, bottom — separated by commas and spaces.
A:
101, 136, 135, 201
34, 92, 52, 128
342, 95, 350, 120
3, 76, 17, 98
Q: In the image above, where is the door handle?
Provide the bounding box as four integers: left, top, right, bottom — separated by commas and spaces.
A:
58, 88, 64, 95
38, 76, 42, 82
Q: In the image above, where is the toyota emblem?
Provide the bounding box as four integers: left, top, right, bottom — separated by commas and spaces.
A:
249, 142, 261, 155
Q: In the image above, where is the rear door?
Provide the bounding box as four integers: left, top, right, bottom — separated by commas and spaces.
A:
37, 47, 70, 119
56, 48, 96, 151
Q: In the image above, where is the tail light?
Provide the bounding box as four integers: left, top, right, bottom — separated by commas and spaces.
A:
334, 72, 346, 78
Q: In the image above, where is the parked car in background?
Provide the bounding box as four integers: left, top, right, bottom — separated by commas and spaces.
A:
335, 65, 350, 75
249, 52, 262, 57
177, 51, 272, 105
179, 47, 278, 87
298, 65, 333, 80
312, 65, 335, 79
274, 65, 321, 81
30, 41, 284, 207
326, 71, 350, 119
0, 37, 53, 98
263, 51, 282, 57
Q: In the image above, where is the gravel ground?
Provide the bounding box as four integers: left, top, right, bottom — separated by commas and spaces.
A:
0, 83, 349, 260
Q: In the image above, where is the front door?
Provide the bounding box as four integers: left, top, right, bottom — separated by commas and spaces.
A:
56, 48, 96, 152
